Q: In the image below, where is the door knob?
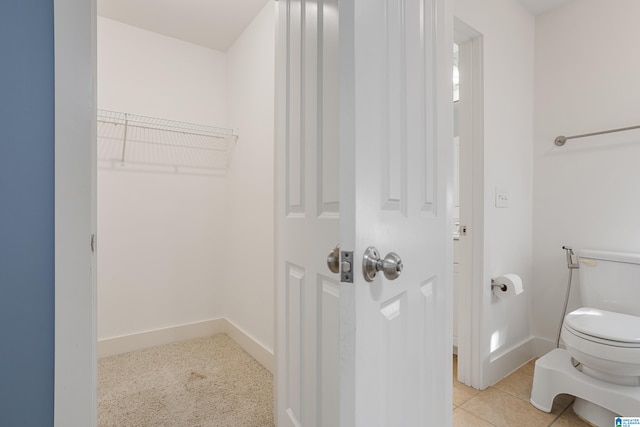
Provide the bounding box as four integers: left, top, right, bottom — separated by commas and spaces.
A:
363, 246, 403, 282
327, 244, 340, 273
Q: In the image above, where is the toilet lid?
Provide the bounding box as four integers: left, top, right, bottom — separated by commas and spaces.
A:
565, 307, 640, 345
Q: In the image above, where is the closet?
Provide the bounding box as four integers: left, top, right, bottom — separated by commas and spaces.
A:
96, 2, 275, 368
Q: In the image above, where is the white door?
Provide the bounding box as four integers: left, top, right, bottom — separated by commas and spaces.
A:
275, 0, 341, 425
276, 0, 452, 425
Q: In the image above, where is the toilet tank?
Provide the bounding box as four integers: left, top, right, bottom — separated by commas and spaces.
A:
577, 249, 640, 316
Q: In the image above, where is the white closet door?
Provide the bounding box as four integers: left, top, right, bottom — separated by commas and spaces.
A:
339, 0, 452, 425
275, 0, 341, 426
276, 0, 452, 425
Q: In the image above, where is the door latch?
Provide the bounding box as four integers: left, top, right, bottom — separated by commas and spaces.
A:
327, 245, 353, 283
461, 225, 468, 236
341, 251, 353, 283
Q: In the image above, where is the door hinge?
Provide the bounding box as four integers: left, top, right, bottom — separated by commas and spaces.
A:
341, 251, 353, 283
91, 234, 96, 254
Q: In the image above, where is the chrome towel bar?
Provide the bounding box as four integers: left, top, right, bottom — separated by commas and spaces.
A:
555, 123, 640, 146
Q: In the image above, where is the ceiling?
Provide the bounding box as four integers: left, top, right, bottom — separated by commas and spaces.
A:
97, 0, 271, 52
98, 0, 573, 52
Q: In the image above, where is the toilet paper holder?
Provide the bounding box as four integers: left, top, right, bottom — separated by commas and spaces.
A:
490, 274, 524, 299
491, 279, 507, 292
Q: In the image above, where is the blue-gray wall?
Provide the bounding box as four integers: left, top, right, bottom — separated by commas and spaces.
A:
0, 1, 55, 425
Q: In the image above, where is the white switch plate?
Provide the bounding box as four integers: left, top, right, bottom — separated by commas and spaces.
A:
495, 187, 509, 208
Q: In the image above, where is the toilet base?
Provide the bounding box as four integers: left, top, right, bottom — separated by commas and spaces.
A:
573, 397, 617, 427
530, 349, 640, 423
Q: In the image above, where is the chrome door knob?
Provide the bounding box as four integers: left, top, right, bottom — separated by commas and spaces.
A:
327, 244, 340, 273
362, 246, 403, 282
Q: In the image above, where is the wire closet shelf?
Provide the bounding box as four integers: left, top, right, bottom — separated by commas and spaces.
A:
97, 109, 238, 171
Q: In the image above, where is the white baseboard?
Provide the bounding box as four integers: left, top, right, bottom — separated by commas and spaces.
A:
488, 337, 535, 385
98, 319, 227, 358
225, 319, 274, 374
532, 336, 558, 358
98, 318, 274, 373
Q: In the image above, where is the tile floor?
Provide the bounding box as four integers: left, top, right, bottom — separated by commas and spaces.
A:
453, 356, 592, 427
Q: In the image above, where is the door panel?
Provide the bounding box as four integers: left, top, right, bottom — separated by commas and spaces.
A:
276, 1, 340, 426
339, 0, 452, 426
319, 275, 340, 427
284, 263, 305, 424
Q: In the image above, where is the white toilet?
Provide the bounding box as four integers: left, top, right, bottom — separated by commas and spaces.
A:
530, 249, 640, 427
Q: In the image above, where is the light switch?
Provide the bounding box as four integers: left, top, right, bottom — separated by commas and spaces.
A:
495, 187, 509, 208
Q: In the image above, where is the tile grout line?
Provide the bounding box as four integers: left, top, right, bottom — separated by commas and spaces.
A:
547, 402, 576, 427
457, 407, 499, 427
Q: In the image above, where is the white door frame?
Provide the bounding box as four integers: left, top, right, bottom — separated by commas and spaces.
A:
453, 18, 486, 390
53, 0, 97, 425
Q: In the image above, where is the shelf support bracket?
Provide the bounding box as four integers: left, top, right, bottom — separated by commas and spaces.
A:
120, 113, 129, 165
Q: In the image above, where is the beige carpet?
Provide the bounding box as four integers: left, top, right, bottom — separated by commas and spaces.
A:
98, 333, 274, 427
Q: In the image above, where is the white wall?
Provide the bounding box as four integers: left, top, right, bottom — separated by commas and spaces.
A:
454, 0, 535, 385
532, 0, 640, 349
97, 17, 229, 340
225, 2, 275, 352
98, 17, 227, 124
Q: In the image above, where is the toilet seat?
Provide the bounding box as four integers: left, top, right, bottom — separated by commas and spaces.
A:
564, 307, 640, 346
562, 308, 640, 374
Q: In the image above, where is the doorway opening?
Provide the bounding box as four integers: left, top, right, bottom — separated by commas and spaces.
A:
94, 2, 277, 425
54, 0, 458, 423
